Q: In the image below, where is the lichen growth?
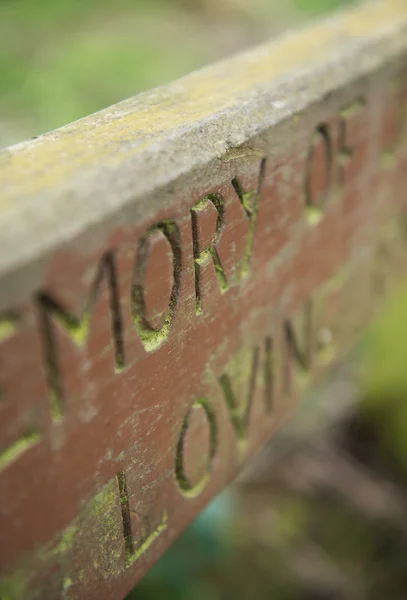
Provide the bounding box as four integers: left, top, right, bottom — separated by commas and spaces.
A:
305, 205, 323, 226
0, 314, 19, 342
0, 431, 40, 470
219, 345, 259, 451
0, 567, 30, 600
232, 159, 266, 280
191, 193, 228, 315
52, 523, 78, 556
175, 397, 218, 497
63, 577, 73, 590
129, 512, 168, 564
0, 477, 123, 599
381, 151, 396, 169
132, 220, 182, 351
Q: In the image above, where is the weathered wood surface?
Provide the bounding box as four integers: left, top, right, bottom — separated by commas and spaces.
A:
1, 1, 407, 598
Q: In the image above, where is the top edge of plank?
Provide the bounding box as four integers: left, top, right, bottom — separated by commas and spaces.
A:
0, 0, 407, 291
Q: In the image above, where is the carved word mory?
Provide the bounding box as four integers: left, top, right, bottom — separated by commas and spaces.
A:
0, 66, 407, 600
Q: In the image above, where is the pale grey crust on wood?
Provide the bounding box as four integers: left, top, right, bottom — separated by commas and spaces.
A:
0, 0, 407, 310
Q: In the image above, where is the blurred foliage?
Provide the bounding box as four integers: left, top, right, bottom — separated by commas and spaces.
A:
293, 0, 354, 15
0, 0, 355, 143
0, 0, 205, 138
128, 492, 235, 600
362, 283, 407, 473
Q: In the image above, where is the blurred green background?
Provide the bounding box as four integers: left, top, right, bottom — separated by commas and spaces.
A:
0, 0, 355, 146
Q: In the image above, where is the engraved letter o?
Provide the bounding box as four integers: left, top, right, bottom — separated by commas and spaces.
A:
175, 398, 218, 498
132, 220, 182, 352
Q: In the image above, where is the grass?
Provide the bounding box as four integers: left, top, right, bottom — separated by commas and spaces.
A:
0, 0, 356, 144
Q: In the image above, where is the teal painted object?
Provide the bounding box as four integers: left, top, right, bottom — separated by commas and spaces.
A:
128, 490, 235, 599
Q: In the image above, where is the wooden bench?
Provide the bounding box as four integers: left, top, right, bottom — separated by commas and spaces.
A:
1, 1, 407, 598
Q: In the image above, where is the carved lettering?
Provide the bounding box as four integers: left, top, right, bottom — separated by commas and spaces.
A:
304, 124, 333, 224
283, 299, 314, 396
191, 194, 227, 314
232, 158, 266, 277
175, 398, 218, 497
0, 312, 41, 471
219, 346, 259, 444
37, 252, 124, 420
117, 470, 167, 566
219, 335, 276, 453
338, 99, 366, 185
132, 221, 182, 351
